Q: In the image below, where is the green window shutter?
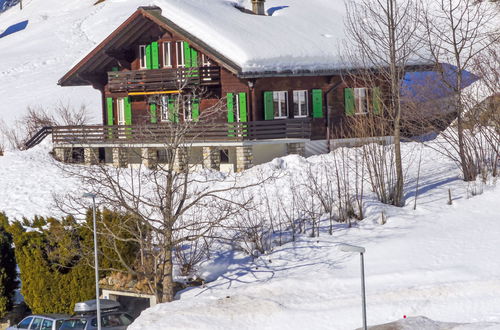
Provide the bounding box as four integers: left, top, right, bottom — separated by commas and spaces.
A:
150, 103, 157, 124
372, 87, 381, 114
238, 92, 248, 122
151, 42, 159, 69
168, 96, 178, 123
106, 97, 114, 125
192, 98, 200, 121
183, 42, 192, 68
344, 88, 355, 116
227, 93, 235, 123
191, 48, 198, 67
312, 89, 323, 118
124, 97, 132, 125
263, 91, 274, 120
145, 44, 152, 69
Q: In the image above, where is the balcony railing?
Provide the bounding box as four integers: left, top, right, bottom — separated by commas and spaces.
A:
107, 66, 220, 93
51, 119, 311, 145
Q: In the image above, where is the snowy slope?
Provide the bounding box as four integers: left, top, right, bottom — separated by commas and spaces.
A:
1, 138, 499, 329
127, 146, 500, 329
0, 0, 146, 125
0, 0, 348, 125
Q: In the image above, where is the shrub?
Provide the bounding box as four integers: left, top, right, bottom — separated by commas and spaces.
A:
0, 214, 18, 318
7, 210, 137, 314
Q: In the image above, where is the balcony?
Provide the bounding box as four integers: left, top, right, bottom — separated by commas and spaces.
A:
51, 119, 311, 146
107, 66, 220, 93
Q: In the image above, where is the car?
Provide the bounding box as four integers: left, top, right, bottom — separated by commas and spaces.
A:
7, 314, 69, 330
58, 300, 134, 330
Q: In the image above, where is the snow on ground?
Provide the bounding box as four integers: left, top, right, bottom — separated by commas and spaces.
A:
1, 137, 499, 329
0, 139, 79, 220
128, 152, 500, 330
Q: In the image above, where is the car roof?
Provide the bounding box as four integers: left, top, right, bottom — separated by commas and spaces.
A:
69, 311, 129, 319
27, 314, 70, 320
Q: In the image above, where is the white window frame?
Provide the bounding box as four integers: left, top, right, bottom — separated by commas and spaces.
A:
117, 98, 126, 125
184, 98, 193, 121
273, 91, 288, 119
163, 42, 172, 68
293, 90, 308, 118
160, 96, 170, 122
354, 88, 369, 114
176, 41, 185, 68
139, 45, 147, 69
201, 54, 211, 67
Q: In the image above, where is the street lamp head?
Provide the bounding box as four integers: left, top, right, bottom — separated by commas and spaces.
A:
82, 192, 97, 199
339, 243, 366, 254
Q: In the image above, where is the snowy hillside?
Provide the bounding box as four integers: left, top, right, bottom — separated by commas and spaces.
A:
1, 0, 499, 329
0, 138, 499, 329
0, 0, 348, 126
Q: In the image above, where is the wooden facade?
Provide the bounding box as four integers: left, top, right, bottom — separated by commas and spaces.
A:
54, 6, 395, 169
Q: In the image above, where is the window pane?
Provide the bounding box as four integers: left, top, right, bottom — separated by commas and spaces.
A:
273, 92, 280, 118
176, 42, 184, 67
59, 319, 87, 330
160, 96, 169, 122
30, 318, 42, 330
293, 90, 307, 117
18, 317, 33, 329
273, 91, 288, 118
41, 319, 53, 330
163, 42, 171, 67
354, 88, 368, 114
119, 314, 134, 326
139, 45, 146, 68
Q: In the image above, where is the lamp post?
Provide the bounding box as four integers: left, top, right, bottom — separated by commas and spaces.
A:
83, 192, 101, 330
339, 244, 367, 330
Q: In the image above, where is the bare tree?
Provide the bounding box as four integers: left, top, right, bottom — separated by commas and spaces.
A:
55, 95, 269, 303
420, 0, 499, 181
343, 0, 421, 206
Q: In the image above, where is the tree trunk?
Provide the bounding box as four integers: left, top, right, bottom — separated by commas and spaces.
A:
161, 229, 174, 303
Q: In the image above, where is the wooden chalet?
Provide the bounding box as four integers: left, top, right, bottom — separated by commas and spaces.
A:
53, 2, 395, 171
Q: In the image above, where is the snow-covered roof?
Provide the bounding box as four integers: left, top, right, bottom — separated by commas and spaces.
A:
153, 0, 347, 74
61, 0, 360, 85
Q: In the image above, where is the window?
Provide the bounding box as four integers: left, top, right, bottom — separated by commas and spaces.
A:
118, 313, 134, 326
59, 319, 87, 330
220, 149, 229, 163
176, 41, 185, 68
163, 42, 172, 68
160, 96, 170, 122
29, 318, 42, 330
157, 149, 173, 163
41, 319, 53, 330
293, 90, 308, 117
201, 54, 211, 67
354, 88, 369, 114
273, 91, 288, 119
139, 45, 147, 69
18, 317, 33, 329
183, 98, 194, 121
117, 98, 126, 125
